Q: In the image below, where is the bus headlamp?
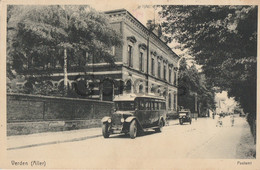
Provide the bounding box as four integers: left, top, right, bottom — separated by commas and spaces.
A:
121, 118, 125, 123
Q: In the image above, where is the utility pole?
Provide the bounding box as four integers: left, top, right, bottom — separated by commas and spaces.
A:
146, 7, 157, 94
64, 48, 68, 95
62, 5, 68, 96
194, 93, 197, 112
146, 35, 150, 94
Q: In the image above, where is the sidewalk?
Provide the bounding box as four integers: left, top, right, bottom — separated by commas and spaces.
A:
7, 127, 102, 150
7, 119, 179, 150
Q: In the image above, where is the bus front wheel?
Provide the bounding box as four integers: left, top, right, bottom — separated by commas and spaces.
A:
102, 123, 110, 138
129, 120, 137, 139
179, 119, 183, 125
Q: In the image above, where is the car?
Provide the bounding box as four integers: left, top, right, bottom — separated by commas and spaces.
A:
178, 109, 192, 125
101, 94, 167, 139
219, 113, 225, 118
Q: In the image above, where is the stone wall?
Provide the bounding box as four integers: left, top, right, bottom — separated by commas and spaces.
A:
7, 93, 114, 135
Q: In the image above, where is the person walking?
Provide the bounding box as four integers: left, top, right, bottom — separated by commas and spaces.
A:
230, 114, 235, 127
216, 115, 223, 127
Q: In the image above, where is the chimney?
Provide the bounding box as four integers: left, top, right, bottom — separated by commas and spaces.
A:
146, 20, 154, 32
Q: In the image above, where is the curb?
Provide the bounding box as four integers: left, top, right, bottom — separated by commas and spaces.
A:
7, 134, 102, 151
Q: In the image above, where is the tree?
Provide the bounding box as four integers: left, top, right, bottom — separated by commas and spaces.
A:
160, 6, 257, 138
178, 59, 215, 115
7, 5, 122, 95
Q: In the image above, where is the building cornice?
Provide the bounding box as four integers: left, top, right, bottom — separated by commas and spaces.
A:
104, 9, 180, 60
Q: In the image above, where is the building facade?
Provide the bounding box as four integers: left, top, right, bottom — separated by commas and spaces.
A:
19, 9, 180, 114
103, 9, 180, 113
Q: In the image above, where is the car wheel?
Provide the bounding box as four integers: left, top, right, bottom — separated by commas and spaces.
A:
179, 119, 183, 125
102, 123, 110, 138
155, 119, 163, 132
129, 120, 137, 139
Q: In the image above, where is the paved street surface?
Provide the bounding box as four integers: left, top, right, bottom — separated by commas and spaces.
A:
6, 115, 252, 161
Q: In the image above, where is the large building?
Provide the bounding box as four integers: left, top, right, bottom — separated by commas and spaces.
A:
102, 9, 180, 113
19, 9, 180, 114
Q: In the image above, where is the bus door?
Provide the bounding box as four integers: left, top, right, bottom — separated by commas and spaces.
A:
143, 99, 152, 126
136, 98, 145, 125
150, 100, 159, 124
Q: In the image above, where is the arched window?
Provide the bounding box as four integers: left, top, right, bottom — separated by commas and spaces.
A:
125, 80, 132, 93
163, 91, 167, 98
58, 80, 65, 91
24, 81, 33, 94
151, 85, 155, 93
102, 79, 114, 101
139, 84, 143, 93
157, 89, 161, 96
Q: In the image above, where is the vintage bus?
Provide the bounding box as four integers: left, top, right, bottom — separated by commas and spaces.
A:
101, 94, 167, 139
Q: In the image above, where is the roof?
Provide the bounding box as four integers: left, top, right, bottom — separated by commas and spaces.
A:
179, 109, 191, 113
113, 93, 165, 101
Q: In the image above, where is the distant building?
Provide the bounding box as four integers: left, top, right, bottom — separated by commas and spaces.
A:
215, 91, 236, 114
19, 9, 180, 114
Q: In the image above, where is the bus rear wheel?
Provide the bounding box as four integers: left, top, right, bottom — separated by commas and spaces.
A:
155, 120, 163, 132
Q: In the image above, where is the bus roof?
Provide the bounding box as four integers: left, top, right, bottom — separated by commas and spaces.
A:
179, 109, 191, 113
113, 93, 165, 102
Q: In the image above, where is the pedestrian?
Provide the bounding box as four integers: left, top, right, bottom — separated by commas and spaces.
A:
216, 115, 223, 127
230, 114, 234, 127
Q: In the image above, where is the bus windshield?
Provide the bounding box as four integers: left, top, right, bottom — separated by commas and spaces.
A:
115, 101, 135, 111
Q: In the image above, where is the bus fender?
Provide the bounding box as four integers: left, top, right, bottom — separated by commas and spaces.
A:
125, 116, 143, 131
101, 116, 111, 123
125, 116, 136, 123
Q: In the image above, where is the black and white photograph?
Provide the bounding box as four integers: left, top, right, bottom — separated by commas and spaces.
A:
0, 0, 259, 169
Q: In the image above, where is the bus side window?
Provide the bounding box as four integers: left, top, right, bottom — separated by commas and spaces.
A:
134, 100, 138, 110
145, 101, 150, 110
162, 102, 166, 110
139, 100, 145, 110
